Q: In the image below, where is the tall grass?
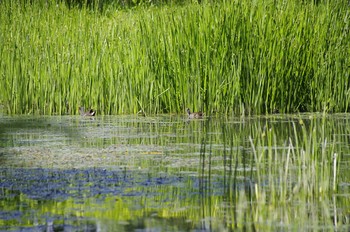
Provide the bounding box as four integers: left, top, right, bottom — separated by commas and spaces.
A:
0, 0, 349, 115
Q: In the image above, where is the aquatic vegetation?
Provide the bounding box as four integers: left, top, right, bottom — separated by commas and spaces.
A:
0, 114, 349, 230
0, 0, 349, 115
199, 114, 348, 230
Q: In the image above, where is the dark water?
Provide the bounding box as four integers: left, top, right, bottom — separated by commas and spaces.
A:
0, 114, 349, 231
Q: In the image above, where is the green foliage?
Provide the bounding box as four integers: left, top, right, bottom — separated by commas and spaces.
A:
0, 0, 349, 115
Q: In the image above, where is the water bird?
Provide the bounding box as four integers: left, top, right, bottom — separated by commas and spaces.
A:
137, 110, 146, 117
186, 108, 203, 119
79, 107, 96, 116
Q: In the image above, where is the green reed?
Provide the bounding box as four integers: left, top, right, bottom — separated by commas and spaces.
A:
0, 0, 349, 115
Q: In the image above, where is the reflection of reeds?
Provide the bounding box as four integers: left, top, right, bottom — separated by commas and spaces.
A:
0, 1, 349, 115
196, 114, 345, 230
194, 113, 344, 230
1, 115, 349, 230
0, 117, 80, 148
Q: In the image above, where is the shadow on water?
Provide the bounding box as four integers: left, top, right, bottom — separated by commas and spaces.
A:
0, 114, 350, 231
0, 116, 81, 147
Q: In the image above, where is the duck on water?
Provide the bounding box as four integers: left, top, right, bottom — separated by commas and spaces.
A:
186, 108, 203, 119
79, 107, 96, 116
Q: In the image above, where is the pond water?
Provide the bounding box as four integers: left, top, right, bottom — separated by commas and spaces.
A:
0, 114, 349, 231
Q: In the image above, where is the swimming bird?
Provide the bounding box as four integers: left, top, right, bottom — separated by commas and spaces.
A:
186, 108, 203, 119
79, 107, 96, 116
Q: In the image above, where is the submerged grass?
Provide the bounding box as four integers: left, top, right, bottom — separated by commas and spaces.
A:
0, 0, 349, 115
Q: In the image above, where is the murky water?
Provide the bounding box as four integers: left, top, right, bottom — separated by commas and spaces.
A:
1, 114, 350, 231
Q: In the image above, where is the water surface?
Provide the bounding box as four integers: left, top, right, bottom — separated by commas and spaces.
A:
1, 114, 349, 231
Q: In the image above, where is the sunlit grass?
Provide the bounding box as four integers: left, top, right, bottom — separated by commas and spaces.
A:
0, 0, 349, 115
